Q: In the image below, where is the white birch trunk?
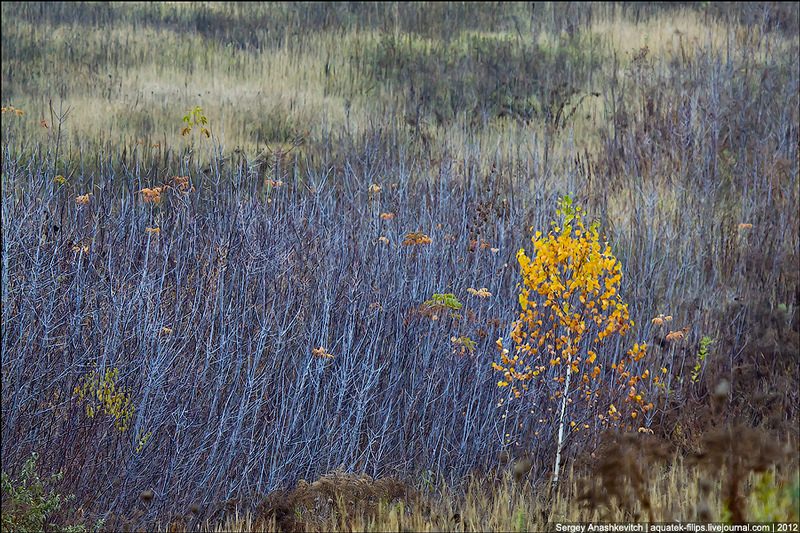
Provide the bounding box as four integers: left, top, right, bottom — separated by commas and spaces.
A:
552, 361, 572, 488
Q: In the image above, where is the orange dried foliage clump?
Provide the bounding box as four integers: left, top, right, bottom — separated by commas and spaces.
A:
467, 287, 492, 299
312, 347, 334, 359
140, 187, 163, 204
1, 105, 24, 116
75, 193, 91, 206
172, 175, 193, 192
665, 326, 691, 343
468, 238, 493, 252
402, 231, 432, 246
651, 313, 673, 327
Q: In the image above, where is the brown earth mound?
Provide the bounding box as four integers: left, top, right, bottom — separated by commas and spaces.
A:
254, 470, 419, 532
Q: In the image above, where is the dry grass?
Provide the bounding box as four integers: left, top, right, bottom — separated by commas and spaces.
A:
3, 15, 373, 153
588, 5, 795, 64
4, 2, 795, 166
0, 5, 590, 156
160, 453, 797, 532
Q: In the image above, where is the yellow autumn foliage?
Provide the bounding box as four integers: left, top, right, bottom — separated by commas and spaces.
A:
493, 195, 655, 425
73, 367, 134, 432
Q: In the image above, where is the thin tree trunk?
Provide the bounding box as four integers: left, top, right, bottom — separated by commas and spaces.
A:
552, 361, 572, 490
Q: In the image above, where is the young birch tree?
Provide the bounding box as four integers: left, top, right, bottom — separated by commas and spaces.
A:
493, 195, 654, 488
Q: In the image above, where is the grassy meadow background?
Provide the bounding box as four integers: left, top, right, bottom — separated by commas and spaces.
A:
1, 2, 799, 531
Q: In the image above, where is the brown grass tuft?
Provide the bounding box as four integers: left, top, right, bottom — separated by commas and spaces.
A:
254, 470, 416, 532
